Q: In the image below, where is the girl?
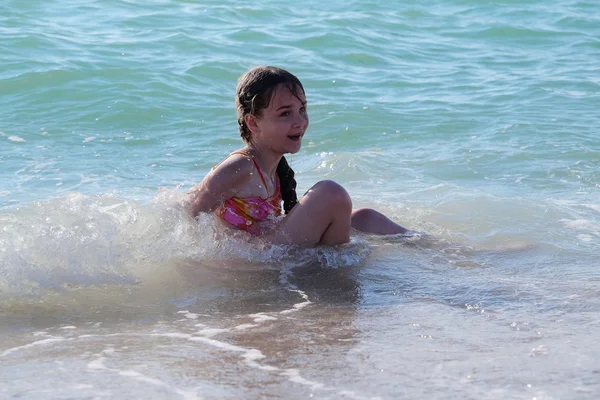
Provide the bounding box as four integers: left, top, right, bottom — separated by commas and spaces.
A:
185, 66, 408, 246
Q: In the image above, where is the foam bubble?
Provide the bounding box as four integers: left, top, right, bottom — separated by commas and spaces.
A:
7, 136, 25, 142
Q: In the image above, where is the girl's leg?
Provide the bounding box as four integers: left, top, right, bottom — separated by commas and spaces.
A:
351, 208, 407, 235
269, 180, 352, 246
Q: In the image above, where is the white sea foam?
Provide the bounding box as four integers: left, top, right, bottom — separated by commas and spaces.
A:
562, 219, 599, 233
0, 191, 370, 300
87, 350, 203, 400
186, 332, 346, 394
280, 369, 324, 390
583, 204, 600, 213
280, 289, 312, 315
234, 324, 259, 331
248, 313, 278, 323
177, 310, 200, 320
1, 337, 72, 357
577, 234, 593, 242
195, 328, 229, 338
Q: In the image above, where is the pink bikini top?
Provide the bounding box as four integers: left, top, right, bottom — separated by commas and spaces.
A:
214, 152, 282, 233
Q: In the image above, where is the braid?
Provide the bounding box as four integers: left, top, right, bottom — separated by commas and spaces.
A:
238, 119, 251, 141
276, 156, 298, 214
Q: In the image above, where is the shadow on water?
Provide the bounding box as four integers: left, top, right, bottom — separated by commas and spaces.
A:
175, 256, 364, 311
0, 256, 364, 333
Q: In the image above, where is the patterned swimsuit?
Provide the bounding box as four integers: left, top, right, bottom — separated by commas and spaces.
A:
214, 152, 282, 234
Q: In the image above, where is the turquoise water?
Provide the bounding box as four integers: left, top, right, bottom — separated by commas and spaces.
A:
1, 1, 599, 398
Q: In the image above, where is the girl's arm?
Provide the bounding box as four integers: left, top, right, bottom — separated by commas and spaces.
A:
184, 156, 254, 218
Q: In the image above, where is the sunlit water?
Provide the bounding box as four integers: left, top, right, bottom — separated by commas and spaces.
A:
1, 0, 599, 398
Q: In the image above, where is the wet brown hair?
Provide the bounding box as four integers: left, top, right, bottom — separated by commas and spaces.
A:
236, 66, 303, 214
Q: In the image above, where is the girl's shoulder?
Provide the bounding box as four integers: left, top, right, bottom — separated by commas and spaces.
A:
207, 150, 255, 189
185, 151, 254, 216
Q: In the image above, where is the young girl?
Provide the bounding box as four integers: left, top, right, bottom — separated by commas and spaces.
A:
185, 66, 408, 246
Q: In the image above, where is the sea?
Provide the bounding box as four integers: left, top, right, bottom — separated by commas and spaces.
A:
1, 0, 599, 398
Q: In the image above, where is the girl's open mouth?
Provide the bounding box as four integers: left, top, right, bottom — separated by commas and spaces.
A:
288, 134, 302, 141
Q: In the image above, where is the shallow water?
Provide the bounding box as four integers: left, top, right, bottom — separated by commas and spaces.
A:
1, 0, 599, 398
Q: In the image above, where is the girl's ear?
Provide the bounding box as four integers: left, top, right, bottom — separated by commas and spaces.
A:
244, 114, 260, 134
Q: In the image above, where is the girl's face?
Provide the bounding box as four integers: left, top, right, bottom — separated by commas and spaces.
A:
247, 83, 309, 155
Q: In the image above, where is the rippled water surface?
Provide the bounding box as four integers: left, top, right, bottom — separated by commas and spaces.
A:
1, 0, 599, 398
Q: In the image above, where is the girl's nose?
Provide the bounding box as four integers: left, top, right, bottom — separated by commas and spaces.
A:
294, 112, 308, 127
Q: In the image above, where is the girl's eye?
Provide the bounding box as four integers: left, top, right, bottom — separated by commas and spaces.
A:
280, 111, 290, 117
300, 107, 307, 114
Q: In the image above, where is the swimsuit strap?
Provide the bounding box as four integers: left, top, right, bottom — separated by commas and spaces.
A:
251, 160, 269, 190
229, 151, 270, 192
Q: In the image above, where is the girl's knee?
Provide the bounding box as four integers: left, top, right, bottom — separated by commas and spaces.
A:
351, 207, 373, 220
312, 180, 352, 209
351, 208, 383, 228
350, 208, 407, 235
